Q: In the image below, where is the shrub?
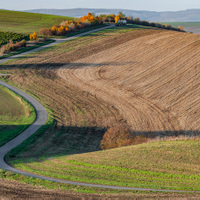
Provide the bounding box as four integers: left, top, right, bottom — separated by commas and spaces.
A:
56, 25, 65, 35
68, 22, 76, 31
101, 17, 107, 22
51, 25, 57, 35
14, 41, 22, 49
80, 13, 102, 25
30, 34, 33, 40
32, 31, 38, 40
0, 45, 6, 54
101, 125, 148, 150
165, 24, 172, 30
20, 39, 26, 47
106, 17, 111, 23
30, 31, 38, 40
115, 15, 120, 23
83, 19, 91, 27
60, 20, 67, 27
39, 28, 53, 36
0, 39, 27, 54
178, 26, 184, 31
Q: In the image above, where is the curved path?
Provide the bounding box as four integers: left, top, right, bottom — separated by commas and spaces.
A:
0, 27, 200, 193
0, 25, 114, 65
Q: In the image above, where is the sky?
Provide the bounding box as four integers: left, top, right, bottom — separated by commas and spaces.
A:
1, 0, 200, 12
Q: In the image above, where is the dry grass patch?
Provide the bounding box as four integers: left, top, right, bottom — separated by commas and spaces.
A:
0, 85, 35, 146
0, 85, 26, 122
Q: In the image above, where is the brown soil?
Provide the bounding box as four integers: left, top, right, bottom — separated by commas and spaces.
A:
0, 179, 121, 199
58, 30, 200, 136
0, 179, 199, 200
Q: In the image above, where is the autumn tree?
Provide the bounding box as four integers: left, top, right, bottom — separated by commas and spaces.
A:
32, 31, 38, 40
178, 26, 184, 31
118, 11, 125, 18
30, 31, 38, 40
115, 15, 120, 23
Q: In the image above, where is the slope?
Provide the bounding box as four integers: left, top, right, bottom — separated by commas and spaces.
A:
0, 9, 73, 34
58, 31, 200, 134
1, 26, 200, 196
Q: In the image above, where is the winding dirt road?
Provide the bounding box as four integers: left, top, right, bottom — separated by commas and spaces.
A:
0, 26, 200, 193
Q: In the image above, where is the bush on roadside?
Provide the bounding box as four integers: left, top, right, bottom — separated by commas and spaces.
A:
178, 26, 185, 31
39, 28, 53, 36
101, 125, 148, 150
39, 13, 102, 37
127, 17, 185, 32
30, 31, 38, 40
0, 39, 27, 54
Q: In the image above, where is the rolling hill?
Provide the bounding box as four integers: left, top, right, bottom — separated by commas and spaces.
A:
0, 9, 74, 34
58, 30, 200, 134
0, 22, 200, 198
0, 25, 199, 195
24, 8, 200, 22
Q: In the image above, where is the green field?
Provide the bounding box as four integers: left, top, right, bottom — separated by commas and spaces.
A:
7, 139, 200, 191
162, 22, 200, 28
0, 85, 36, 146
162, 22, 200, 34
0, 10, 74, 34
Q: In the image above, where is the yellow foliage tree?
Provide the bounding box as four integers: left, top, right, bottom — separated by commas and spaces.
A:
89, 15, 95, 23
96, 16, 101, 24
178, 26, 184, 31
80, 15, 88, 22
29, 34, 33, 40
115, 15, 120, 23
30, 31, 38, 40
32, 31, 38, 40
51, 26, 57, 34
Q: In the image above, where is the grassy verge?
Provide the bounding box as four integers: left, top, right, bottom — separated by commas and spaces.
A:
0, 39, 54, 59
0, 84, 36, 147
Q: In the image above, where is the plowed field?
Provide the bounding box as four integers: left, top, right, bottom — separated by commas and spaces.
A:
58, 31, 200, 136
2, 27, 200, 197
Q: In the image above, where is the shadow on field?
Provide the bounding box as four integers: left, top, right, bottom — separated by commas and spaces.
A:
2, 124, 200, 163
4, 125, 106, 162
0, 61, 138, 70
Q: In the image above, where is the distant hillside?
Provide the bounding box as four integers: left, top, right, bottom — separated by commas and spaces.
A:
24, 8, 200, 22
0, 10, 73, 34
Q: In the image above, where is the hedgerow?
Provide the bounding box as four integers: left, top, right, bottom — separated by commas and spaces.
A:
39, 13, 102, 36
